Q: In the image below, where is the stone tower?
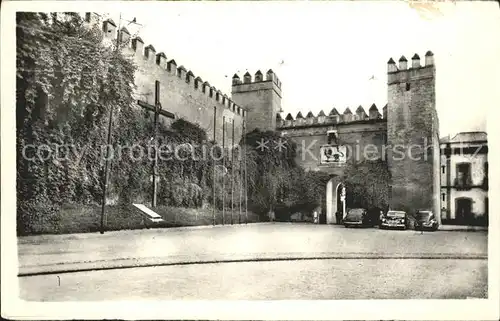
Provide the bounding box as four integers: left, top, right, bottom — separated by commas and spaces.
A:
386, 51, 441, 222
231, 70, 283, 132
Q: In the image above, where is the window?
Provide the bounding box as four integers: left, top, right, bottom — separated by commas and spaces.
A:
455, 163, 471, 187
327, 131, 338, 145
216, 93, 220, 101
209, 88, 213, 98
441, 165, 445, 174
442, 193, 445, 202
194, 80, 198, 90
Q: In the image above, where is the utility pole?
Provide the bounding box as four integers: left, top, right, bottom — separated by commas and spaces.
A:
100, 13, 142, 234
230, 118, 235, 225
100, 105, 114, 234
100, 13, 122, 234
151, 80, 160, 208
243, 118, 248, 224
212, 106, 217, 225
222, 116, 226, 225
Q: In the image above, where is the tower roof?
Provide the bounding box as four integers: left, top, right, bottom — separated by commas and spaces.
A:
285, 113, 294, 120
168, 59, 177, 65
387, 58, 396, 64
255, 70, 262, 75
329, 108, 339, 116
356, 105, 365, 113
306, 111, 314, 118
232, 74, 240, 79
104, 18, 116, 27
317, 110, 326, 117
343, 108, 352, 115
369, 103, 378, 111
425, 51, 434, 56
399, 56, 407, 62
133, 36, 144, 43
156, 52, 166, 58
412, 53, 420, 59
145, 44, 156, 51
296, 111, 304, 119
276, 113, 282, 120
120, 27, 130, 34
244, 71, 251, 76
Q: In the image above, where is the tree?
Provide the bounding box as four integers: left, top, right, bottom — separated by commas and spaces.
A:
16, 12, 137, 234
342, 159, 390, 211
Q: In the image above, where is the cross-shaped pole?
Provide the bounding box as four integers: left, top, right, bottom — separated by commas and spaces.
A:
137, 80, 175, 208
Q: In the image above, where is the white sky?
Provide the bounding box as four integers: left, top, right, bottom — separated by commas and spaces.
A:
89, 2, 498, 136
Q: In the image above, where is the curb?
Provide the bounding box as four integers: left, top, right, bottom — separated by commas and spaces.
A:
18, 252, 487, 277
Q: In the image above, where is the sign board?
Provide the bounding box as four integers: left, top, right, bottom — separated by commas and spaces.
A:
320, 145, 347, 164
132, 203, 164, 222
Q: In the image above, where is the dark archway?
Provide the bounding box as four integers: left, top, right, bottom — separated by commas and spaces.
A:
455, 197, 473, 225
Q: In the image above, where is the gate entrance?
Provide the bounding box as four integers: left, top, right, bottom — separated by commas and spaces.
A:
326, 177, 346, 224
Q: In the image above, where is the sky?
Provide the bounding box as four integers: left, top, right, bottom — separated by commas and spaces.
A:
103, 1, 500, 137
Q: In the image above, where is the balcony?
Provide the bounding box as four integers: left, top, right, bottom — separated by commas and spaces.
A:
454, 177, 473, 191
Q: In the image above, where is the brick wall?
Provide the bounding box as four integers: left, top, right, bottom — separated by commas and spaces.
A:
279, 120, 387, 175
121, 46, 244, 146
387, 65, 439, 215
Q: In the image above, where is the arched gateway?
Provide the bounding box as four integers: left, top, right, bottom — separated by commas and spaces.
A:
325, 177, 346, 224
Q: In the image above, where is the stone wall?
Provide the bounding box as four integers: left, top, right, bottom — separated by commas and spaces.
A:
231, 71, 282, 133
386, 53, 439, 216
278, 119, 387, 175
101, 20, 246, 146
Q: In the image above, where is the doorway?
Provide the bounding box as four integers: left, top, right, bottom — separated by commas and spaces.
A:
326, 178, 344, 224
455, 197, 472, 225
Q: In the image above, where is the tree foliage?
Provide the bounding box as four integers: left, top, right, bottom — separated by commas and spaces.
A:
342, 159, 390, 211
16, 12, 138, 234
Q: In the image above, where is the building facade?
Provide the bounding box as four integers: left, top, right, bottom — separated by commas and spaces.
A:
89, 14, 443, 225
440, 132, 488, 225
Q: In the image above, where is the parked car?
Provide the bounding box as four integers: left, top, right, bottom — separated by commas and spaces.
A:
414, 210, 439, 231
344, 208, 376, 228
379, 210, 408, 229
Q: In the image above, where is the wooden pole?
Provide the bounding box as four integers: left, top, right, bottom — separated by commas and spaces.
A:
151, 80, 160, 208
231, 118, 235, 225
239, 125, 243, 224
222, 116, 226, 225
243, 118, 248, 224
100, 105, 114, 234
212, 106, 217, 225
100, 13, 123, 234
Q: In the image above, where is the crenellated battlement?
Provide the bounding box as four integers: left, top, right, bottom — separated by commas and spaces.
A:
232, 70, 282, 88
277, 104, 385, 128
232, 69, 282, 93
387, 51, 435, 85
96, 17, 246, 118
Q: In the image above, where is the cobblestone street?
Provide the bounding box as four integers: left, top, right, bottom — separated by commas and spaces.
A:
18, 223, 487, 300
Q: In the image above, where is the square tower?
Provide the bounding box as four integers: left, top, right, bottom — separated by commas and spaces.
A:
386, 52, 441, 221
231, 70, 282, 132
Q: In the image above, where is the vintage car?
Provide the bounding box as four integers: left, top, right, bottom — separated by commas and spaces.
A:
379, 210, 408, 229
343, 208, 376, 228
414, 210, 439, 231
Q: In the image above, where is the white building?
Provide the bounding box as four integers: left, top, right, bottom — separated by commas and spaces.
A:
440, 132, 488, 225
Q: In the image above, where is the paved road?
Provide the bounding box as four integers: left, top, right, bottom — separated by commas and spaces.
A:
18, 223, 487, 300
20, 258, 486, 300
